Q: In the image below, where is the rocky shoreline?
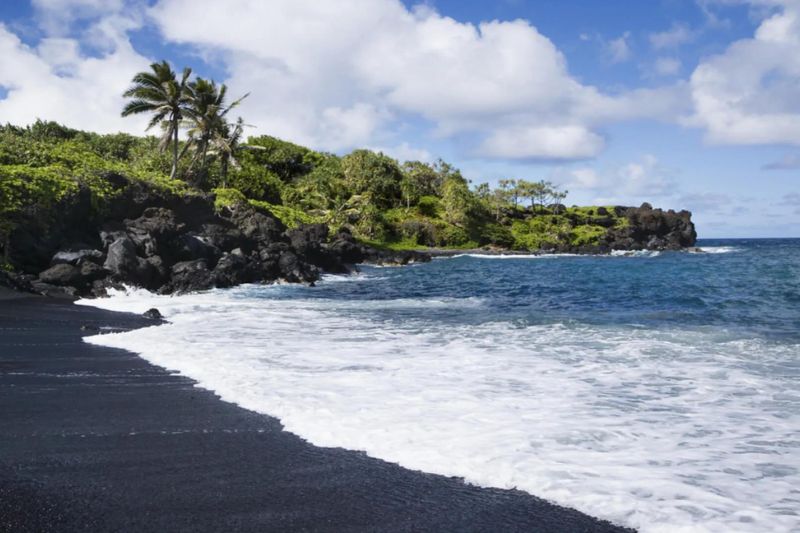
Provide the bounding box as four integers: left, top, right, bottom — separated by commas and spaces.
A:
1, 175, 430, 299
1, 175, 695, 299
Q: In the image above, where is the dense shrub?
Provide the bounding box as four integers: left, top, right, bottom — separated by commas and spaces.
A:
225, 166, 283, 204
244, 135, 322, 182
398, 219, 437, 246
341, 150, 403, 209
417, 195, 440, 217
569, 225, 607, 246
212, 187, 247, 211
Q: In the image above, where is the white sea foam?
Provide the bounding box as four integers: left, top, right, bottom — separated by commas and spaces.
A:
79, 286, 800, 533
696, 246, 740, 254
451, 251, 663, 259
452, 253, 565, 259
610, 249, 662, 257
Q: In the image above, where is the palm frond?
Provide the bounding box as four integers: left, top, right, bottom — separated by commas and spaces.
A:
121, 99, 159, 117
146, 110, 169, 131
180, 67, 192, 86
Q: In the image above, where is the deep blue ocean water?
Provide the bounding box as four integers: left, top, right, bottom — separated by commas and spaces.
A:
84, 239, 800, 532
292, 238, 800, 340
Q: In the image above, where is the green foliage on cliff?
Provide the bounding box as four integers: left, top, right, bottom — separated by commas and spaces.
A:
0, 120, 631, 256
249, 200, 315, 229
212, 187, 247, 211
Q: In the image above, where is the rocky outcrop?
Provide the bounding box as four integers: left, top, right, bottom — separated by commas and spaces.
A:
605, 204, 696, 252
5, 178, 429, 298
2, 174, 692, 299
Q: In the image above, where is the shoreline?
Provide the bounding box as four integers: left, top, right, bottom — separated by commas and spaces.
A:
0, 296, 630, 532
411, 246, 703, 257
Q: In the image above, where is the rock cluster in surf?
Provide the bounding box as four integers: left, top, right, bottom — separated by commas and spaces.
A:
602, 203, 696, 252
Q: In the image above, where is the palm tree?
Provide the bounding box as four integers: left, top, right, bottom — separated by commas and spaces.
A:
183, 78, 223, 174
182, 78, 248, 178
207, 117, 258, 187
121, 60, 192, 179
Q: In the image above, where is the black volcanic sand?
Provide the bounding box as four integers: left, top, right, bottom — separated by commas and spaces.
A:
0, 296, 632, 532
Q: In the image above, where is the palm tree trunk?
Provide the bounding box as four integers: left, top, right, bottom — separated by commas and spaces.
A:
171, 116, 179, 180
201, 141, 209, 175
221, 157, 229, 188
2, 231, 9, 265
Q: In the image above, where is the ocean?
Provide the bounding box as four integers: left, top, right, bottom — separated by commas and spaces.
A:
80, 239, 800, 532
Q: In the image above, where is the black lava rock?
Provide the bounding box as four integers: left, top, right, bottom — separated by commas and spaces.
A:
142, 308, 163, 320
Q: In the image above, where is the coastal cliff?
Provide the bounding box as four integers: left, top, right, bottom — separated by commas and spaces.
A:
0, 121, 696, 297
0, 176, 428, 298
0, 178, 695, 298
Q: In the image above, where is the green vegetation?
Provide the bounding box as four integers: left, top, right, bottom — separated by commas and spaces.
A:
0, 61, 633, 261
0, 119, 630, 257
212, 187, 247, 211
0, 121, 195, 262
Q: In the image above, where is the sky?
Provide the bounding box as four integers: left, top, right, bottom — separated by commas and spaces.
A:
0, 0, 798, 238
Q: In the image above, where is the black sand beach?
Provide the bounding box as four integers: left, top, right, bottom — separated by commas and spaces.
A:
0, 296, 630, 532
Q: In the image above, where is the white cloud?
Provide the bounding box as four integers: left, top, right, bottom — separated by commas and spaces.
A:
0, 21, 150, 134
686, 1, 800, 146
563, 155, 675, 203
653, 57, 682, 76
686, 0, 800, 143
367, 142, 434, 163
147, 0, 684, 160
16, 0, 795, 164
649, 23, 695, 49
478, 126, 605, 160
31, 0, 126, 35
618, 155, 675, 196
568, 168, 602, 188
318, 103, 389, 152
607, 32, 632, 63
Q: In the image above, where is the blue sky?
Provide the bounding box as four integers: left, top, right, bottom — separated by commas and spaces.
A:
1, 0, 798, 237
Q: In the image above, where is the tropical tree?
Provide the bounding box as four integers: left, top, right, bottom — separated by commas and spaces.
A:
182, 78, 248, 178
551, 187, 569, 214
498, 178, 519, 206
121, 60, 192, 179
520, 180, 545, 211
207, 117, 261, 187
401, 161, 441, 197
441, 174, 474, 227
341, 150, 403, 208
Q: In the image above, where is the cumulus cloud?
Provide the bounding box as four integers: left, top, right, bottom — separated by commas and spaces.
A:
0, 20, 150, 134
478, 126, 605, 160
607, 32, 632, 63
616, 155, 675, 196
562, 155, 676, 204
31, 0, 126, 35
6, 0, 794, 165
686, 0, 800, 145
653, 57, 682, 76
145, 0, 686, 160
367, 142, 434, 163
649, 23, 695, 49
